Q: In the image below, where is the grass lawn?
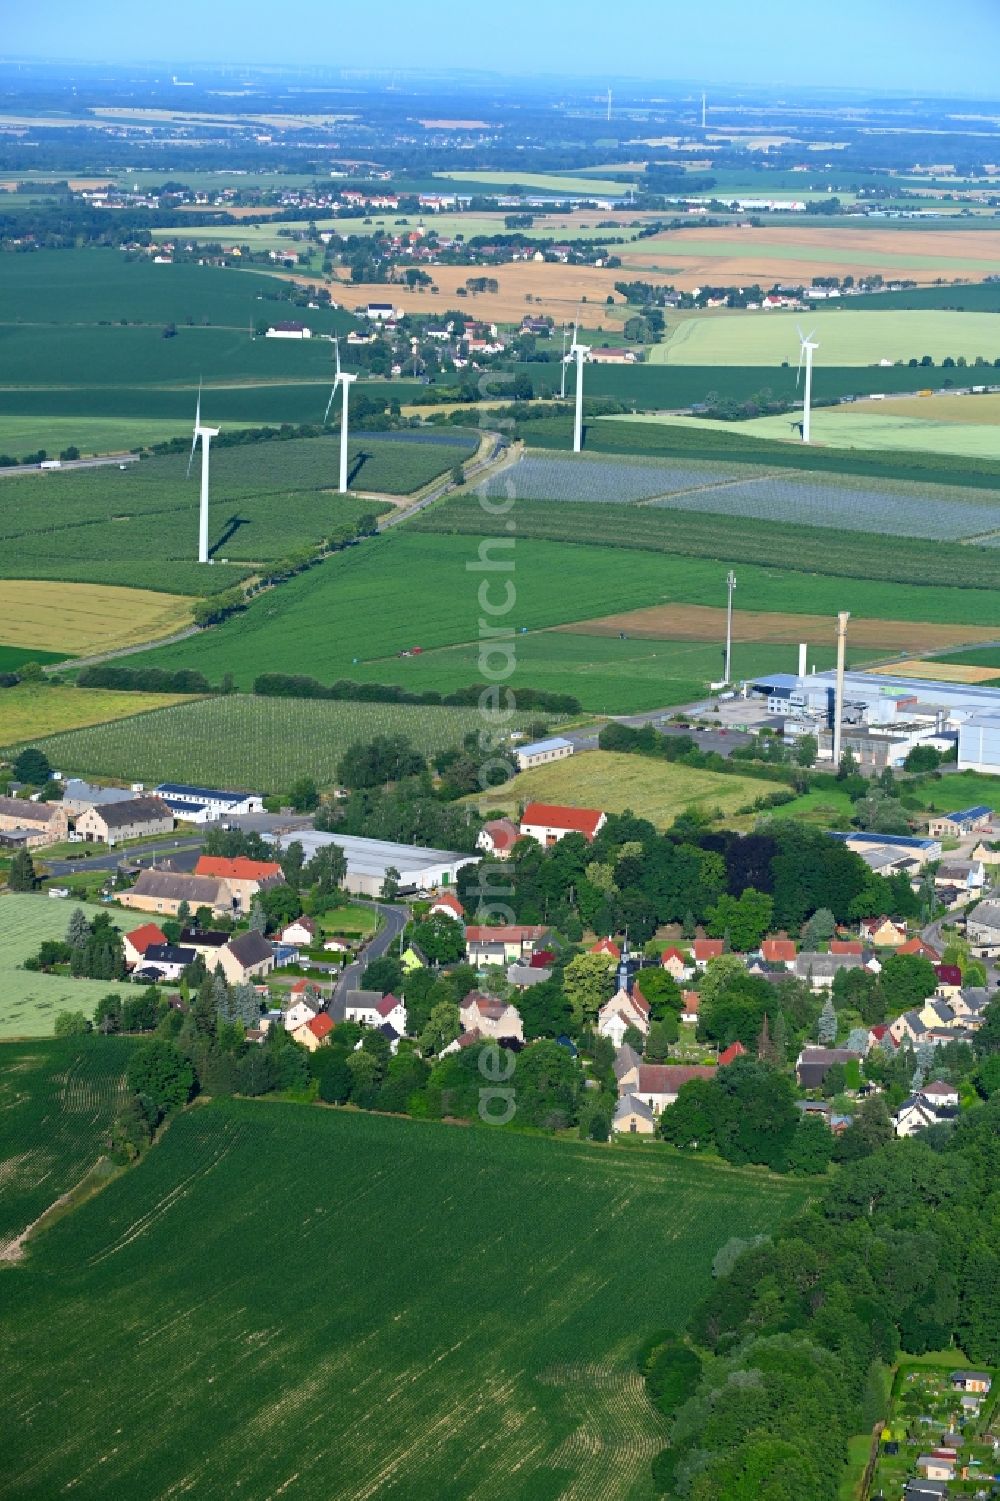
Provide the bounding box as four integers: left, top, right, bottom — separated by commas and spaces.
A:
0, 686, 200, 747
0, 415, 193, 457
906, 771, 1000, 815
763, 785, 858, 829
468, 749, 777, 828
0, 581, 193, 656
0, 894, 132, 1038
317, 903, 378, 938
0, 1098, 811, 1500
649, 308, 1000, 367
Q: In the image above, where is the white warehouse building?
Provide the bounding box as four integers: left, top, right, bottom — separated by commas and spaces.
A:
958, 714, 1000, 774
268, 830, 479, 898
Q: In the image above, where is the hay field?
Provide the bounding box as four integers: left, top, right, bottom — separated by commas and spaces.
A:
867, 658, 1000, 683
0, 1100, 808, 1501
471, 749, 777, 828
649, 308, 1000, 366
329, 261, 627, 322
849, 392, 1000, 423
0, 582, 193, 655
0, 416, 190, 456
619, 223, 1000, 288
0, 685, 199, 746
557, 603, 997, 653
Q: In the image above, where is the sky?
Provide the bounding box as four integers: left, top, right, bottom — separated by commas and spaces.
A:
4, 0, 1000, 96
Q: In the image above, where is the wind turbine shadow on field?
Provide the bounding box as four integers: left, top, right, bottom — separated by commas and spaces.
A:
209, 514, 250, 558
347, 450, 370, 488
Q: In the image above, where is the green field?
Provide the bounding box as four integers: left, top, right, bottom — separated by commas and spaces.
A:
0, 1036, 132, 1252
0, 250, 354, 332
649, 308, 1000, 367
128, 530, 1000, 698
0, 435, 473, 595
0, 895, 132, 1039
23, 695, 545, 790
0, 645, 65, 672
0, 1098, 809, 1500
151, 211, 650, 249
623, 406, 1000, 462
344, 630, 865, 714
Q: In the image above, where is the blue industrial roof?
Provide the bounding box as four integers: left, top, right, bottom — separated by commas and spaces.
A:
828, 831, 937, 850
942, 805, 993, 823
519, 737, 573, 756
155, 783, 247, 803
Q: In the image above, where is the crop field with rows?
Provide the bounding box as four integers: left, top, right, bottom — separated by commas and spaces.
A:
0, 684, 200, 747
0, 1100, 811, 1501
0, 1035, 133, 1255
131, 528, 1000, 699
0, 896, 132, 1039
23, 694, 544, 790
480, 449, 1000, 541
0, 434, 471, 594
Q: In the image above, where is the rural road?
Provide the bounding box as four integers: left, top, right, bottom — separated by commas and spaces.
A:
0, 452, 140, 478
330, 901, 408, 1019
45, 835, 205, 878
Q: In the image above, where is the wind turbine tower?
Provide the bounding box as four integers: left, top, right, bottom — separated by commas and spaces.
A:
797, 327, 819, 444
833, 611, 850, 767
569, 323, 591, 453
724, 570, 736, 684
560, 323, 569, 400
187, 385, 219, 564
324, 337, 358, 493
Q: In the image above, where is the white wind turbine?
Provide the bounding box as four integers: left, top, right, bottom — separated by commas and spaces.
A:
797, 326, 819, 444
324, 336, 358, 493
559, 322, 569, 400
187, 382, 219, 564
569, 319, 591, 453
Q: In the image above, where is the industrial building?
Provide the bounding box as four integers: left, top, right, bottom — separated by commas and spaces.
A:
267, 830, 479, 898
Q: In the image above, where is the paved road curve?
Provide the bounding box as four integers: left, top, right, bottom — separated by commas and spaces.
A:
330, 901, 409, 1019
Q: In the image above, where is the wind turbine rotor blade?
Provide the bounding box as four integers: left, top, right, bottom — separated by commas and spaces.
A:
323, 386, 337, 424
334, 337, 341, 380
186, 428, 198, 479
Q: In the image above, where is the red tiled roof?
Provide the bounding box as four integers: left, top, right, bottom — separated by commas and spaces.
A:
761, 938, 796, 962
935, 964, 963, 986
125, 923, 167, 955
306, 1013, 334, 1040
693, 938, 724, 960
661, 946, 687, 965
899, 936, 940, 958
431, 891, 465, 917
195, 856, 283, 882
531, 949, 555, 967
482, 818, 519, 851
681, 990, 700, 1012
591, 938, 621, 958
282, 915, 316, 935
861, 916, 905, 938
629, 983, 651, 1017
519, 802, 605, 840
719, 1041, 748, 1066
376, 993, 401, 1018
830, 939, 863, 955
636, 1064, 717, 1093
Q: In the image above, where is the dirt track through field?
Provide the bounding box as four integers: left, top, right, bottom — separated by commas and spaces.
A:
556, 603, 1000, 653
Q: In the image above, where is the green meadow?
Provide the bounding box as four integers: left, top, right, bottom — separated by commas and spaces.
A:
649, 308, 1000, 367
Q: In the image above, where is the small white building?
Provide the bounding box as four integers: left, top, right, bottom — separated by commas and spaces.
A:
265, 321, 313, 339
514, 737, 574, 772
366, 302, 397, 322
154, 783, 264, 823
343, 991, 407, 1033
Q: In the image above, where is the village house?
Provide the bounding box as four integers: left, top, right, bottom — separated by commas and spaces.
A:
60, 780, 138, 817
134, 944, 197, 982
518, 802, 606, 847
590, 937, 621, 962
627, 1064, 718, 1115
458, 991, 524, 1042
75, 795, 174, 844
291, 1013, 334, 1051
718, 1041, 748, 1066
123, 923, 168, 968
915, 1453, 956, 1483
612, 1094, 657, 1135
661, 947, 691, 979
794, 951, 866, 989
194, 856, 284, 913
280, 916, 317, 947
965, 899, 1000, 953
476, 817, 520, 859
951, 1371, 992, 1394
934, 859, 985, 894
859, 916, 908, 947
898, 935, 941, 961
613, 1042, 642, 1093
284, 983, 324, 1032
795, 1045, 862, 1089
0, 795, 69, 847
429, 890, 465, 922
119, 869, 229, 918
830, 938, 864, 955
597, 984, 651, 1048
216, 931, 275, 985
680, 991, 700, 1024
153, 783, 263, 822
465, 924, 549, 965
343, 991, 407, 1034
692, 938, 725, 967
759, 937, 797, 967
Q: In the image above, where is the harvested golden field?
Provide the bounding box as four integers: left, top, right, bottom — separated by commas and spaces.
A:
0, 581, 192, 655
333, 260, 627, 322
849, 392, 1000, 424
618, 223, 1000, 288
0, 685, 199, 745
557, 603, 998, 653
868, 658, 1000, 682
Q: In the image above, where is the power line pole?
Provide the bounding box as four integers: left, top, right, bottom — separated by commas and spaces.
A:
724, 570, 736, 684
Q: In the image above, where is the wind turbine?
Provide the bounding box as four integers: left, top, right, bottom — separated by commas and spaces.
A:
569, 320, 590, 453
187, 383, 219, 564
324, 337, 358, 493
796, 326, 819, 444
559, 322, 569, 400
